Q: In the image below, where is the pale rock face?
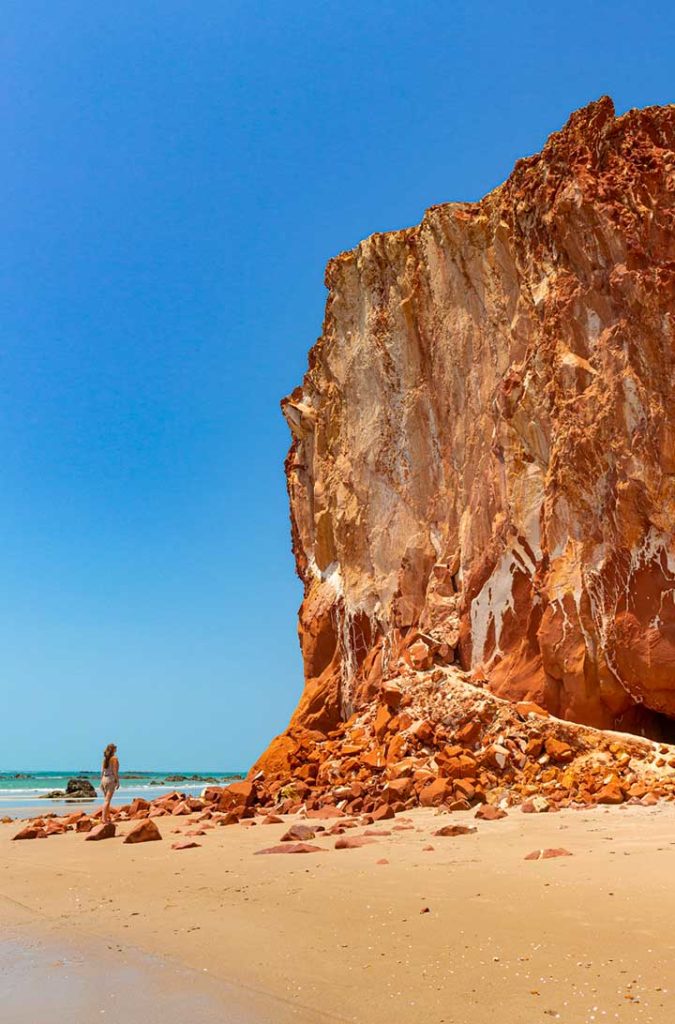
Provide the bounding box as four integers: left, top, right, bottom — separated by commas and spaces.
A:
270, 97, 675, 762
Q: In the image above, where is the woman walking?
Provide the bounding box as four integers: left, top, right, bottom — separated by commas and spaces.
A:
100, 743, 119, 823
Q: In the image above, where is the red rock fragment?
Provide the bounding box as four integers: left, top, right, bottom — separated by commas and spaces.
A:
433, 825, 477, 837
124, 820, 162, 844
371, 803, 395, 821
475, 804, 507, 821
596, 782, 625, 805
85, 822, 116, 842
334, 836, 378, 850
524, 848, 573, 860
254, 843, 326, 855
545, 738, 574, 764
218, 812, 240, 826
419, 778, 453, 807
280, 824, 316, 842
521, 797, 550, 814
12, 826, 45, 840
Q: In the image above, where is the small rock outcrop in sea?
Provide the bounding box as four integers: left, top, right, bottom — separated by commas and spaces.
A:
40, 777, 97, 800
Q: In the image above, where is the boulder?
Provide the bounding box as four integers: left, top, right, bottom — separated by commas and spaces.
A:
280, 823, 316, 842
12, 826, 45, 840
475, 804, 507, 821
124, 820, 162, 844
371, 803, 396, 821
419, 778, 453, 807
85, 822, 116, 841
596, 781, 625, 805
66, 777, 97, 798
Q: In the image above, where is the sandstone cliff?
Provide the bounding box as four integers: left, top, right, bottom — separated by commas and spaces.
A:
262, 97, 675, 777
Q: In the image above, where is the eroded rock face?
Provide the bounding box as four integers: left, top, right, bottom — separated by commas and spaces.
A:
265, 97, 675, 770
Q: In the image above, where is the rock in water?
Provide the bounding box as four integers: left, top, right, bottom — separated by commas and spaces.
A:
66, 778, 97, 798
256, 97, 675, 781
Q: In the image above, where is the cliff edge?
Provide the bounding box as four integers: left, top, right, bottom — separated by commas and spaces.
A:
259, 97, 675, 783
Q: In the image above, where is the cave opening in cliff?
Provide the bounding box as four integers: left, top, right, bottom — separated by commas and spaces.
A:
620, 706, 675, 745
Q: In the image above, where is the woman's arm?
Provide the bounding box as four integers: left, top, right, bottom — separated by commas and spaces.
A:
112, 756, 120, 789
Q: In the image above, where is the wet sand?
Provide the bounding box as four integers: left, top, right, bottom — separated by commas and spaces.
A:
0, 928, 265, 1024
2, 803, 675, 1023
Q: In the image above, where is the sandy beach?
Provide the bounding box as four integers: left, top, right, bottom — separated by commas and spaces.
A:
2, 803, 675, 1023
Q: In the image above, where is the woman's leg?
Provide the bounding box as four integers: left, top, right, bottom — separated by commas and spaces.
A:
102, 787, 113, 823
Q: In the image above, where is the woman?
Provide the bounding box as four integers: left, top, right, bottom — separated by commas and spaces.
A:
100, 743, 119, 823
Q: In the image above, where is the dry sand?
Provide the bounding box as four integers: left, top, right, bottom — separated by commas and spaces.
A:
1, 803, 675, 1023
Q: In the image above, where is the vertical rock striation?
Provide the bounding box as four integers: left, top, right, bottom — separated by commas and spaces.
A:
261, 97, 675, 775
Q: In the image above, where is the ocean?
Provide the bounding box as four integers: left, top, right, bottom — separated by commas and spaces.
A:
0, 770, 243, 818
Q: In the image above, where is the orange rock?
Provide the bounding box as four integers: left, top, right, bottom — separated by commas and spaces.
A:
409, 720, 435, 746
524, 848, 573, 860
475, 804, 507, 821
129, 798, 151, 816
281, 823, 316, 842
419, 778, 453, 807
455, 721, 482, 747
382, 778, 413, 803
85, 822, 116, 841
544, 738, 574, 763
596, 782, 625, 805
254, 843, 326, 855
361, 749, 386, 770
371, 803, 396, 821
525, 737, 544, 758
12, 826, 46, 840
521, 796, 550, 814
484, 744, 510, 770
335, 836, 378, 849
124, 820, 162, 844
408, 639, 433, 671
374, 705, 392, 742
381, 682, 403, 709
433, 825, 477, 837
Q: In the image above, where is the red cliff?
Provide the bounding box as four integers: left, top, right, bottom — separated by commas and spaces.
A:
259, 97, 675, 780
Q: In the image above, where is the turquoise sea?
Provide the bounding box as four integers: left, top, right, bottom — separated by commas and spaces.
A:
0, 770, 243, 818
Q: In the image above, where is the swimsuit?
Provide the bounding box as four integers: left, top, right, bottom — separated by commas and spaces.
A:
101, 767, 117, 795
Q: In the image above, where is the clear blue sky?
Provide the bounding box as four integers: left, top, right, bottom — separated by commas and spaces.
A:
2, 2, 672, 770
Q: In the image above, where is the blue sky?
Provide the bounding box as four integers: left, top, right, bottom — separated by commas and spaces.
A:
2, 2, 673, 769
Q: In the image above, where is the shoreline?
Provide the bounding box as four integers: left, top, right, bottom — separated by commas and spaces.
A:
0, 921, 324, 1024
3, 803, 675, 1022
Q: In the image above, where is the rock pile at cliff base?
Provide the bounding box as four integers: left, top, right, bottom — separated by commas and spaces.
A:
13, 666, 675, 842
